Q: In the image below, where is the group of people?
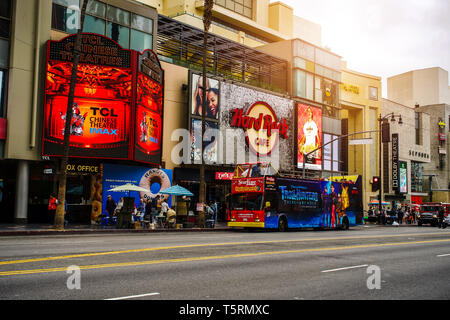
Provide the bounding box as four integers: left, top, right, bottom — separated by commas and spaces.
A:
368, 205, 422, 225
105, 194, 171, 227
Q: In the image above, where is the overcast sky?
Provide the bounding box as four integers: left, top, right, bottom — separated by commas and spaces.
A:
273, 0, 450, 98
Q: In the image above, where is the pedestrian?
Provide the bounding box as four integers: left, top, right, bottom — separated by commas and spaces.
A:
144, 198, 152, 221
105, 195, 116, 221
438, 206, 445, 228
115, 197, 124, 214
211, 200, 218, 223
398, 208, 403, 225
161, 198, 170, 216
48, 194, 58, 220
64, 200, 68, 227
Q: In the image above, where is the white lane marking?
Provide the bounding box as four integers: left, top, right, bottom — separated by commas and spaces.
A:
437, 253, 450, 257
105, 292, 160, 300
321, 264, 369, 273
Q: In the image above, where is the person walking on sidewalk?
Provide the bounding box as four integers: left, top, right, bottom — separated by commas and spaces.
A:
48, 194, 58, 221
105, 195, 116, 223
438, 206, 445, 228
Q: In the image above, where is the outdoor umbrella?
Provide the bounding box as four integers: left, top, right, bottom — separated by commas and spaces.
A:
369, 200, 389, 206
108, 183, 150, 197
159, 185, 194, 217
159, 185, 194, 196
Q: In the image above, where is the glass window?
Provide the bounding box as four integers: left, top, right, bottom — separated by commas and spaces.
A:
215, 0, 253, 19
0, 38, 9, 68
0, 19, 9, 39
293, 57, 306, 69
107, 22, 129, 48
83, 14, 105, 35
315, 77, 322, 103
52, 1, 154, 51
415, 112, 421, 145
293, 40, 314, 61
0, 69, 6, 117
369, 86, 378, 100
52, 3, 78, 34
306, 73, 314, 101
132, 14, 153, 34
53, 0, 79, 7
0, 0, 11, 18
411, 162, 423, 192
294, 69, 306, 98
323, 133, 340, 172
107, 5, 130, 25
315, 48, 341, 71
87, 0, 106, 18
130, 29, 152, 52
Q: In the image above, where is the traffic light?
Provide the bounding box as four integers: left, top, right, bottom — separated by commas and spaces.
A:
372, 176, 380, 192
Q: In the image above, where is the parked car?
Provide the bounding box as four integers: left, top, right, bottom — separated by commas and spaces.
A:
418, 203, 442, 226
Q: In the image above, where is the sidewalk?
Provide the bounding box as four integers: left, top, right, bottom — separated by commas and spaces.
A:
0, 221, 232, 236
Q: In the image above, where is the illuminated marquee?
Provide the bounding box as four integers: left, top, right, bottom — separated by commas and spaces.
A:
42, 34, 164, 163
230, 102, 289, 156
134, 50, 164, 164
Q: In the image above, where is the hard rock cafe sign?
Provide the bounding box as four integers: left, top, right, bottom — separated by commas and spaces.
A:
230, 101, 288, 156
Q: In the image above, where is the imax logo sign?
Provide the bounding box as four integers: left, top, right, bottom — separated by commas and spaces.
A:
90, 128, 118, 135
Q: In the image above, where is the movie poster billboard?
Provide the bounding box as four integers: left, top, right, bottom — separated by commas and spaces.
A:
43, 34, 132, 159
297, 103, 322, 170
399, 161, 408, 194
102, 163, 172, 211
190, 119, 218, 164
190, 73, 220, 120
134, 50, 164, 164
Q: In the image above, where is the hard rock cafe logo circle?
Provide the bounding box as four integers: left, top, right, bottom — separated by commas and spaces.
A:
230, 101, 288, 156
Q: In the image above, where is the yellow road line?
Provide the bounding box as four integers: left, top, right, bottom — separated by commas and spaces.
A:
1, 231, 449, 266
0, 238, 449, 277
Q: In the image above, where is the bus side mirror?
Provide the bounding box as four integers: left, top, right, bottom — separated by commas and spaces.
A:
265, 202, 271, 208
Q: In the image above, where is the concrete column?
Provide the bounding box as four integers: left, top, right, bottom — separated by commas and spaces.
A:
14, 160, 29, 224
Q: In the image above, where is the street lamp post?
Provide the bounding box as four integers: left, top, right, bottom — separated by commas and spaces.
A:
301, 130, 378, 178
377, 112, 402, 219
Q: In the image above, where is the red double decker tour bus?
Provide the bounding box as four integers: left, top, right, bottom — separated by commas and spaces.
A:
228, 163, 363, 231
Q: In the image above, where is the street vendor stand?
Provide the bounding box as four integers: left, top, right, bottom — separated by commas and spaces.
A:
160, 185, 194, 228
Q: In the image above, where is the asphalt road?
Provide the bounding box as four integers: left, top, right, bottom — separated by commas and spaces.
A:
0, 225, 449, 301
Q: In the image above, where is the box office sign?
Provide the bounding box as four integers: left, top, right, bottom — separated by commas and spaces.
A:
66, 163, 100, 175
42, 34, 164, 164
392, 133, 399, 191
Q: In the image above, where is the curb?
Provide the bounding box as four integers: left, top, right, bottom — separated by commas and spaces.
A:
0, 227, 235, 236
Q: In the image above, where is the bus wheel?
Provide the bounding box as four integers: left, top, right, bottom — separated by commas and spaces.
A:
278, 217, 288, 232
341, 217, 349, 230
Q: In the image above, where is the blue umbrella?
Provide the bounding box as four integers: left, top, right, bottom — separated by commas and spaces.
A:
159, 185, 194, 197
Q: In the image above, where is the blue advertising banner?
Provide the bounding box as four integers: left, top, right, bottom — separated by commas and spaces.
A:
102, 163, 172, 213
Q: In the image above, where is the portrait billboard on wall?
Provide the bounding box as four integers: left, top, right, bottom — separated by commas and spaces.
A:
190, 73, 220, 120
297, 103, 322, 170
190, 119, 218, 164
399, 161, 408, 194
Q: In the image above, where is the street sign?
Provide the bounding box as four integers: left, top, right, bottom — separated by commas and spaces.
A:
349, 138, 373, 145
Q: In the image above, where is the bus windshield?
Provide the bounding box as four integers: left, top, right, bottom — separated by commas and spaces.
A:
231, 193, 264, 211
421, 206, 440, 212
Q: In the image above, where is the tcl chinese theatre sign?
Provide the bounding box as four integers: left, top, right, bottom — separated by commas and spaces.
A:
42, 33, 164, 165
